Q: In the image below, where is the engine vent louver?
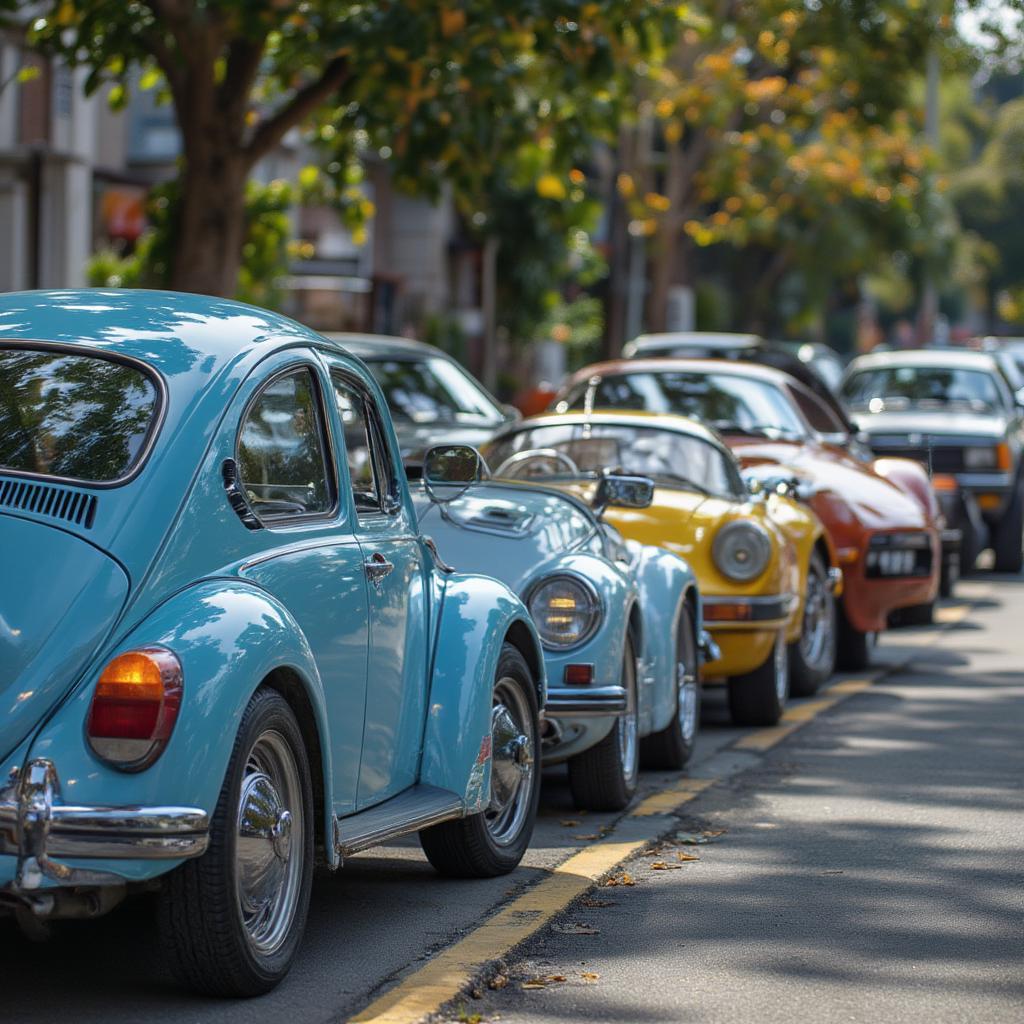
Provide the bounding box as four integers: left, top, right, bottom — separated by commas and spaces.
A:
0, 476, 98, 529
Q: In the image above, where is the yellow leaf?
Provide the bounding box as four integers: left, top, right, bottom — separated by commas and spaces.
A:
139, 67, 161, 91
56, 2, 76, 26
616, 172, 635, 198
440, 8, 466, 37
536, 174, 567, 201
298, 166, 320, 190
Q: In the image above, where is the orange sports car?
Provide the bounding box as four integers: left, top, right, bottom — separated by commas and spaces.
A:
555, 359, 946, 668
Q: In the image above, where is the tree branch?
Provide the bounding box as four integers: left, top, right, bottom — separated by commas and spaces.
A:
244, 56, 349, 166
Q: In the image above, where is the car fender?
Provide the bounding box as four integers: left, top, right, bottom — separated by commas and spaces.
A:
873, 457, 941, 521
26, 579, 338, 871
420, 573, 545, 813
630, 544, 696, 735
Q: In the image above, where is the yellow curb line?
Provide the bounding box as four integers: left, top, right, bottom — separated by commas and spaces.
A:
350, 839, 645, 1023
351, 594, 983, 1023
351, 783, 713, 1023
629, 777, 715, 817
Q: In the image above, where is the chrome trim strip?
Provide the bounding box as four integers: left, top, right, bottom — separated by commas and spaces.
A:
543, 685, 628, 718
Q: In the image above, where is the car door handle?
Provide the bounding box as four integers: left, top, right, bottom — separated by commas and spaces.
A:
364, 552, 394, 589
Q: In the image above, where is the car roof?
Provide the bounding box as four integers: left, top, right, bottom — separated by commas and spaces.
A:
628, 332, 763, 352
847, 348, 999, 373
0, 289, 346, 379
565, 357, 799, 390
506, 409, 727, 448
324, 333, 455, 362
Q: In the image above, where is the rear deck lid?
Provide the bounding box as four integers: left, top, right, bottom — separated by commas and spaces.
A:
0, 515, 129, 762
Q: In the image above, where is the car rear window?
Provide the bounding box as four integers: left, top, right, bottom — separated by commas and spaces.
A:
0, 347, 160, 483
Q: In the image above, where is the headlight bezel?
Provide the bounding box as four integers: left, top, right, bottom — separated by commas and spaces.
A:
525, 572, 603, 650
712, 520, 773, 583
963, 446, 998, 470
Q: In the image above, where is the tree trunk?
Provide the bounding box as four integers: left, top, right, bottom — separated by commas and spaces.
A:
170, 148, 248, 295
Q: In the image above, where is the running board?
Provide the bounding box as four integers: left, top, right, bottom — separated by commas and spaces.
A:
334, 785, 464, 857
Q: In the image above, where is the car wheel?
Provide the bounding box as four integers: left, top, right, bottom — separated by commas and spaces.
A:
567, 635, 640, 810
640, 606, 700, 770
727, 630, 788, 727
836, 600, 875, 671
158, 688, 314, 996
420, 643, 541, 877
788, 550, 836, 697
993, 488, 1024, 574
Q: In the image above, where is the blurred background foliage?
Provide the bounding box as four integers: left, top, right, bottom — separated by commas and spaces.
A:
7, 0, 1024, 368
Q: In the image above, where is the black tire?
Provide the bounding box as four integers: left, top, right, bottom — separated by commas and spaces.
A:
641, 607, 700, 770
788, 550, 836, 697
836, 601, 875, 671
158, 688, 314, 996
727, 631, 788, 727
891, 601, 935, 627
940, 549, 958, 598
567, 635, 640, 810
419, 644, 541, 877
993, 489, 1024, 574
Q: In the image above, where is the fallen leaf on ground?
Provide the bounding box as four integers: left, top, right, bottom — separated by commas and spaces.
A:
581, 972, 601, 982
560, 819, 581, 827
650, 861, 681, 870
674, 832, 711, 845
551, 922, 600, 934
488, 974, 508, 990
574, 833, 600, 840
603, 872, 636, 887
676, 851, 700, 862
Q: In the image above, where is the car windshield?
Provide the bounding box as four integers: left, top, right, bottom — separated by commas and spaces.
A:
560, 371, 806, 439
842, 366, 1003, 412
0, 347, 159, 483
365, 356, 504, 425
484, 422, 743, 497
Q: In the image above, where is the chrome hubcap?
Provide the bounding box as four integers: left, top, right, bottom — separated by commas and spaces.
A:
799, 568, 832, 669
486, 679, 535, 847
235, 730, 303, 955
678, 660, 699, 743
774, 634, 789, 703
616, 655, 639, 783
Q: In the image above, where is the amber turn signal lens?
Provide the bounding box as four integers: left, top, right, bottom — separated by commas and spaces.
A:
87, 647, 183, 771
931, 474, 958, 493
977, 493, 1002, 511
996, 443, 1012, 471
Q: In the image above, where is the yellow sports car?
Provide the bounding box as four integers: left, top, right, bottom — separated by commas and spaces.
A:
483, 411, 839, 726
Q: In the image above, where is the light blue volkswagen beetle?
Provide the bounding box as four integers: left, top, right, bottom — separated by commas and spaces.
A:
415, 470, 709, 811
0, 290, 546, 996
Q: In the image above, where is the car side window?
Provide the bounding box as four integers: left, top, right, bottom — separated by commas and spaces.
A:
789, 384, 846, 435
237, 368, 334, 519
331, 374, 399, 516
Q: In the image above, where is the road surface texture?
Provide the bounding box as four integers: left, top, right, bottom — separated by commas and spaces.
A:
1, 579, 1020, 1024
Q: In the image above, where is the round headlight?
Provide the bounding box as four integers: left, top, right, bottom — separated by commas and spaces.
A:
963, 446, 997, 469
527, 575, 601, 649
712, 521, 772, 582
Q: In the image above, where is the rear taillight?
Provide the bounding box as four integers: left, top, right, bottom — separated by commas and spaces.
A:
86, 647, 183, 771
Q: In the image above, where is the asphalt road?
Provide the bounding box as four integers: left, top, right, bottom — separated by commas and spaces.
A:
1, 579, 1021, 1023
464, 578, 1024, 1024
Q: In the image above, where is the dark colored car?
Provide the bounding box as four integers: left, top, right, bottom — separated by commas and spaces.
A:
324, 333, 518, 463
622, 331, 850, 424
842, 349, 1024, 573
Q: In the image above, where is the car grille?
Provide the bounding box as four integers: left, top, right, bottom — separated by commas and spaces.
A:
865, 532, 933, 579
868, 441, 963, 473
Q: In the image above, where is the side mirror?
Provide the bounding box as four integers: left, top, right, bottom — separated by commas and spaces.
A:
594, 473, 655, 513
746, 476, 764, 498
500, 403, 523, 423
422, 444, 483, 503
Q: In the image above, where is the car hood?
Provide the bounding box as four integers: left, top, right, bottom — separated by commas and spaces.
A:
725, 437, 928, 530
414, 482, 596, 594
850, 409, 1006, 440
391, 421, 502, 461
0, 515, 130, 763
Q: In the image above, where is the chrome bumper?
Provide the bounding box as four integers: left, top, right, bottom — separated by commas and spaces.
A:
543, 685, 628, 718
699, 629, 721, 664
1, 759, 209, 892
